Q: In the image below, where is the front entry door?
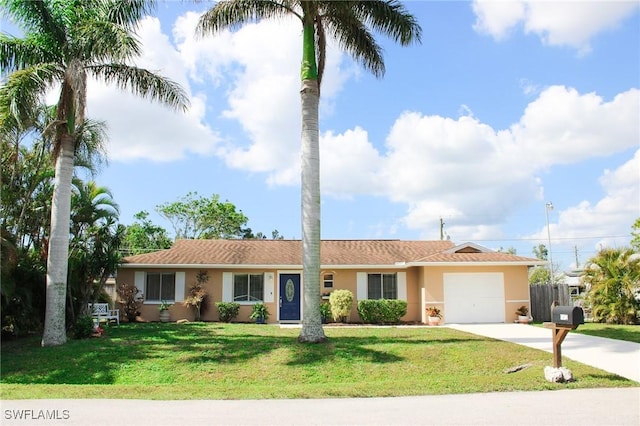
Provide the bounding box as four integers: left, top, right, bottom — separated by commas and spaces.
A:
279, 273, 301, 321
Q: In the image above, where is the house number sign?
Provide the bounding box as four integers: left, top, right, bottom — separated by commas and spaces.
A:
285, 279, 295, 302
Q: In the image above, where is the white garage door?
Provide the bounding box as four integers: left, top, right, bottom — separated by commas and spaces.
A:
444, 273, 505, 323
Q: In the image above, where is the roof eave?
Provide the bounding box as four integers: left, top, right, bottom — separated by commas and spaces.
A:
120, 263, 300, 269
120, 263, 412, 270
409, 261, 546, 267
120, 261, 545, 269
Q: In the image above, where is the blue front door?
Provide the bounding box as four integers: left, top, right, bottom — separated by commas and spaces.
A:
279, 273, 301, 321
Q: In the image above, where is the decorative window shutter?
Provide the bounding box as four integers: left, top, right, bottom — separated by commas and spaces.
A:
222, 272, 233, 302
397, 272, 407, 301
264, 272, 274, 303
356, 272, 367, 300
175, 272, 185, 302
134, 271, 145, 300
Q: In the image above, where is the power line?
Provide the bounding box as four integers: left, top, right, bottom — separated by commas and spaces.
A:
461, 235, 629, 242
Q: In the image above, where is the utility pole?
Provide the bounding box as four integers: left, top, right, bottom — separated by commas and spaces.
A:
439, 217, 445, 240
545, 202, 554, 284
574, 246, 580, 269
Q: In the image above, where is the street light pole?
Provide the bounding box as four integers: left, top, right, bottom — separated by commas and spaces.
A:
545, 202, 554, 284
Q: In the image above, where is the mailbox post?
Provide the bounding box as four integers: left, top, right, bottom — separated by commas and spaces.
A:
545, 306, 584, 368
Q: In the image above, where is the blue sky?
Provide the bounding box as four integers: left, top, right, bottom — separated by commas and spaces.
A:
5, 1, 639, 272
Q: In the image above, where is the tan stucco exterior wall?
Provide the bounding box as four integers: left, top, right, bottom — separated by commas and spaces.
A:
116, 268, 279, 323
117, 264, 530, 324
421, 265, 531, 324
323, 268, 419, 323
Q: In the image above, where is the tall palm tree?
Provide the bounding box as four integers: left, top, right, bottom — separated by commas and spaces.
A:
1, 0, 189, 346
198, 1, 421, 342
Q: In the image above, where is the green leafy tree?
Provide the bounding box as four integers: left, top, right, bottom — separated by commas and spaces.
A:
584, 247, 640, 324
67, 180, 122, 321
1, 0, 189, 346
241, 228, 285, 240
156, 192, 248, 240
122, 211, 172, 255
529, 266, 551, 286
68, 219, 124, 323
631, 218, 640, 251
198, 0, 421, 343
531, 243, 555, 284
532, 244, 548, 260
1, 103, 112, 336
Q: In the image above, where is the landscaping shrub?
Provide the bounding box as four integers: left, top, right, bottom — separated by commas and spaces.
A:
72, 315, 95, 339
184, 270, 209, 321
116, 282, 142, 322
358, 299, 407, 324
320, 302, 331, 323
329, 289, 353, 323
216, 302, 240, 322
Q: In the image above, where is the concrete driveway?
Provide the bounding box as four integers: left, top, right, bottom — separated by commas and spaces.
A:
448, 323, 640, 382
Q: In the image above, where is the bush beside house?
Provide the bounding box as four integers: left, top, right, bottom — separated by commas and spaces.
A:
329, 289, 354, 323
216, 302, 240, 323
117, 282, 142, 323
357, 300, 407, 324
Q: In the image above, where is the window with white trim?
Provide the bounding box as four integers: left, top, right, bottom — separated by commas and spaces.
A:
367, 273, 397, 299
323, 273, 334, 289
145, 273, 176, 302
233, 273, 264, 302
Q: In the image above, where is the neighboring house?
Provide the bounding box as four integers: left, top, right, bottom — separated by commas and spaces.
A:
557, 269, 586, 301
103, 276, 117, 304
116, 239, 545, 324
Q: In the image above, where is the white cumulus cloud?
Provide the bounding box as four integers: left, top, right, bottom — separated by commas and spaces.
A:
472, 0, 639, 53
88, 16, 219, 162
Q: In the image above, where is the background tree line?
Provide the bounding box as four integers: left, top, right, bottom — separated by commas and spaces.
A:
1, 126, 280, 338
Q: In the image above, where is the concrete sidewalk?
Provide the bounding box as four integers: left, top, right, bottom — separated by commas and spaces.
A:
448, 323, 640, 382
2, 388, 639, 426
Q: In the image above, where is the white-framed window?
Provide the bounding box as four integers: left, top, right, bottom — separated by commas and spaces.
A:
145, 272, 176, 302
367, 273, 397, 300
233, 273, 264, 302
323, 273, 334, 289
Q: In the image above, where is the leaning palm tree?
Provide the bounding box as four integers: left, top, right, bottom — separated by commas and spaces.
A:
1, 0, 189, 346
198, 1, 421, 342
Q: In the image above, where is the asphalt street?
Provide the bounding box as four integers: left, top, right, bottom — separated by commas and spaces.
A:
2, 388, 639, 426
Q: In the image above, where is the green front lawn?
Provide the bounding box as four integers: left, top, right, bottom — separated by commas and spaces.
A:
1, 323, 634, 400
572, 323, 640, 343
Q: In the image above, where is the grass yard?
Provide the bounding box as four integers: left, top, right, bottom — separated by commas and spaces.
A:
571, 323, 640, 343
1, 323, 634, 400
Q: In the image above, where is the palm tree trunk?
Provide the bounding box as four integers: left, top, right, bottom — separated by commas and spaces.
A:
298, 78, 326, 343
42, 134, 74, 346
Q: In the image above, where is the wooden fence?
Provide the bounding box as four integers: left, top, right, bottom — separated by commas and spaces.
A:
529, 284, 570, 322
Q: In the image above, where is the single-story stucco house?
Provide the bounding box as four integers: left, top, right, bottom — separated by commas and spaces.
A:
116, 239, 545, 324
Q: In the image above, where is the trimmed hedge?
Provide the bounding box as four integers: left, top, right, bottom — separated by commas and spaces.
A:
357, 299, 407, 324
